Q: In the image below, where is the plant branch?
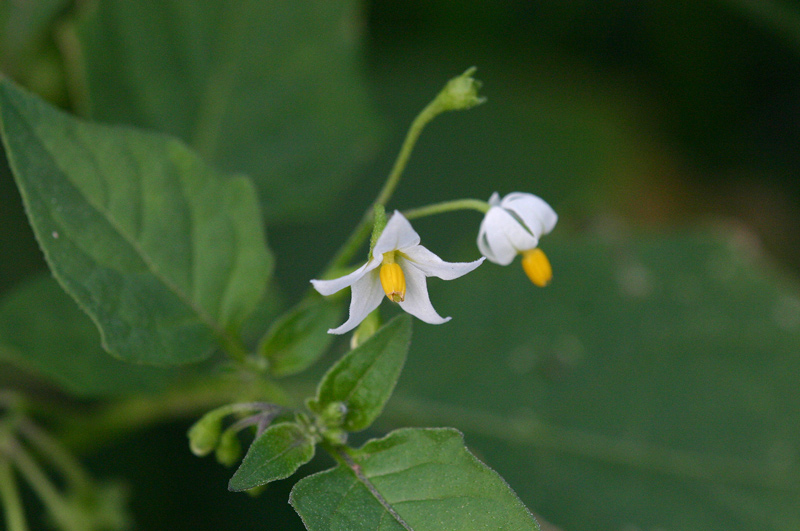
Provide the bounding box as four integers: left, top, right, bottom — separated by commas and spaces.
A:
0, 458, 29, 531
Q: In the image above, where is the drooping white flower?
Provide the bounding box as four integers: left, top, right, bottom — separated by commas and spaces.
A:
477, 192, 557, 286
312, 211, 485, 335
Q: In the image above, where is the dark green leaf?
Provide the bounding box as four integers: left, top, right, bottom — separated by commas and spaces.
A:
311, 314, 411, 432
390, 230, 800, 531
259, 295, 344, 378
0, 275, 175, 397
228, 422, 315, 492
290, 427, 540, 531
75, 0, 380, 222
0, 80, 272, 365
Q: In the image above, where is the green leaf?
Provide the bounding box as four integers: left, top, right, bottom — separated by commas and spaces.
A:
310, 314, 411, 432
228, 422, 316, 492
0, 80, 272, 365
75, 0, 380, 222
259, 295, 344, 378
290, 427, 540, 531
0, 275, 175, 397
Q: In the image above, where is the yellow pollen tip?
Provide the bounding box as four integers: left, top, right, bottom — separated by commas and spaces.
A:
380, 262, 406, 302
522, 248, 552, 287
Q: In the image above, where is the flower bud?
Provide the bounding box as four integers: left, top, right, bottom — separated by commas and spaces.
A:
187, 412, 223, 457
437, 67, 486, 112
215, 429, 242, 467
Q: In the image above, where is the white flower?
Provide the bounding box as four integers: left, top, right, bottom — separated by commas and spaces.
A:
312, 211, 485, 335
477, 192, 557, 286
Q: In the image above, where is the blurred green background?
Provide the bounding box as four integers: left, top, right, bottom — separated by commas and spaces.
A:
2, 1, 800, 529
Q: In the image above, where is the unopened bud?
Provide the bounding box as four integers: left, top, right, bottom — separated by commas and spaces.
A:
187, 413, 223, 457
437, 67, 486, 112
215, 429, 242, 467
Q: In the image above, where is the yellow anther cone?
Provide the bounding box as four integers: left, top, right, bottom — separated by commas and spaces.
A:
380, 262, 406, 302
521, 248, 552, 287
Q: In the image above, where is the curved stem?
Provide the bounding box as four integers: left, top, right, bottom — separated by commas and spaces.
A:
403, 198, 489, 220
0, 458, 29, 531
326, 84, 461, 273
6, 441, 79, 531
19, 420, 91, 492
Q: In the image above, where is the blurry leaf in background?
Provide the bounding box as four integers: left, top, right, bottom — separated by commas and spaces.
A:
74, 0, 381, 222
259, 295, 345, 378
0, 0, 71, 103
290, 427, 541, 531
386, 228, 800, 531
0, 80, 272, 365
0, 275, 175, 397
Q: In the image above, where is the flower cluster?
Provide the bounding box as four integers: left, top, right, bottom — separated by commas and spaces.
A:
312, 192, 557, 335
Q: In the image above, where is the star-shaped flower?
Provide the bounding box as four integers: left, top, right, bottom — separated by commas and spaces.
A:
312, 211, 485, 334
477, 192, 558, 286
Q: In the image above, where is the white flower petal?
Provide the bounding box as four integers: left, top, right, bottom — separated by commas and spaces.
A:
488, 191, 502, 207
397, 263, 450, 325
327, 270, 384, 334
401, 246, 484, 280
311, 258, 382, 296
372, 211, 420, 256
477, 207, 538, 265
501, 193, 558, 236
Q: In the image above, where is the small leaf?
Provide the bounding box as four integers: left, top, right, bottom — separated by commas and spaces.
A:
311, 314, 411, 432
0, 275, 175, 397
0, 80, 272, 365
228, 422, 315, 492
290, 427, 540, 531
259, 295, 344, 378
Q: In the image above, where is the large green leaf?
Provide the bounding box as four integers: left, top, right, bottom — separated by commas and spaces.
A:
309, 314, 412, 432
228, 422, 316, 492
290, 427, 540, 531
0, 275, 175, 397
386, 230, 800, 531
75, 0, 380, 221
0, 80, 272, 365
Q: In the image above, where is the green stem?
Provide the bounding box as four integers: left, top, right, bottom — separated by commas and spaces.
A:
326, 85, 460, 273
403, 198, 490, 220
374, 99, 445, 209
18, 420, 91, 492
0, 458, 29, 531
6, 441, 80, 531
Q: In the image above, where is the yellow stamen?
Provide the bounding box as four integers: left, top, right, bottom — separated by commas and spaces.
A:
521, 248, 552, 287
380, 259, 406, 302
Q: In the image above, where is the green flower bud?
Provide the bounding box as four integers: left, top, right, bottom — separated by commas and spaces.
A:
215, 429, 242, 467
436, 67, 486, 112
321, 401, 348, 428
187, 411, 224, 457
